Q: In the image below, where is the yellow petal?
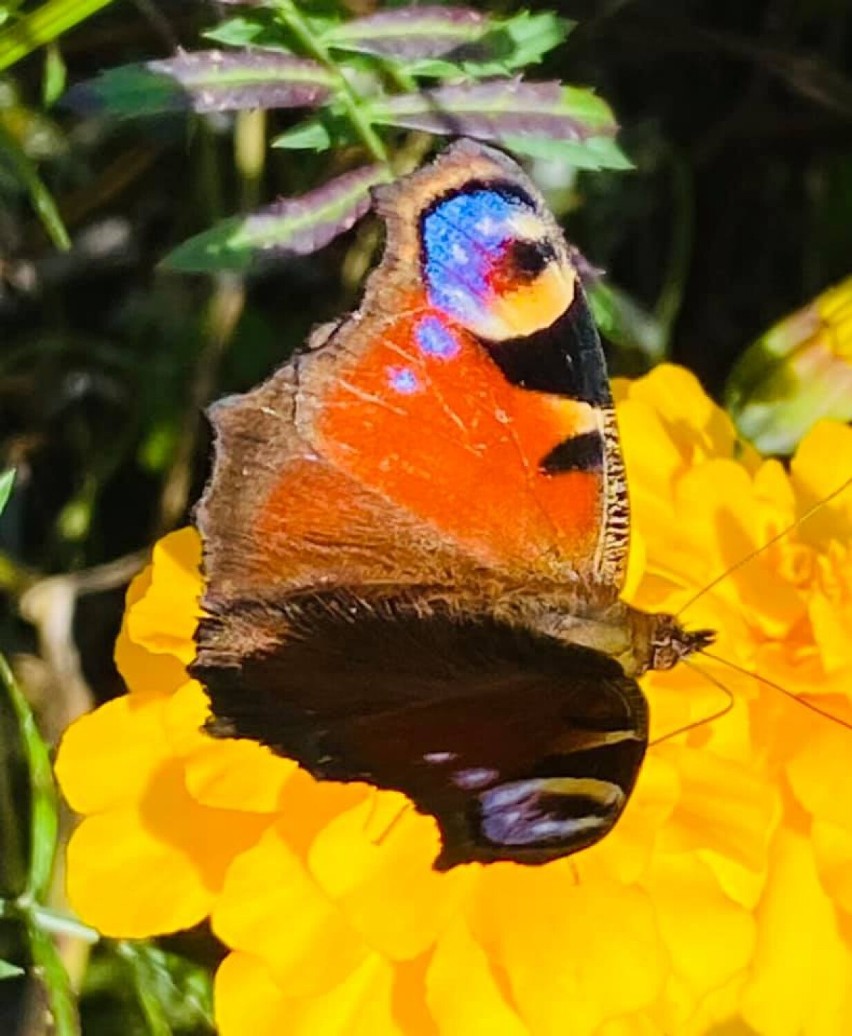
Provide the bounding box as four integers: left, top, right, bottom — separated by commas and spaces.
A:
215, 952, 403, 1036
790, 420, 852, 545
125, 528, 202, 665
626, 364, 738, 464
273, 767, 371, 858
674, 462, 805, 637
641, 663, 739, 752
160, 679, 213, 755
811, 819, 852, 916
659, 746, 780, 872
641, 853, 754, 1031
185, 739, 298, 812
66, 811, 211, 937
617, 395, 685, 498
576, 754, 680, 885
55, 696, 171, 815
66, 761, 267, 937
597, 1014, 664, 1036
163, 682, 298, 812
308, 794, 473, 961
697, 848, 767, 913
426, 917, 528, 1036
114, 563, 188, 697
741, 830, 852, 1036
212, 821, 369, 996
809, 544, 852, 673
787, 725, 852, 830
621, 524, 647, 605
214, 954, 292, 1036
755, 639, 851, 701
475, 864, 664, 1036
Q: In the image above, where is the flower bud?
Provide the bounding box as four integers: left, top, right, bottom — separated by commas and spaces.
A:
725, 277, 852, 454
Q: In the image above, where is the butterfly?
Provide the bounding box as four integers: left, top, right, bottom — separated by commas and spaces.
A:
191, 139, 713, 871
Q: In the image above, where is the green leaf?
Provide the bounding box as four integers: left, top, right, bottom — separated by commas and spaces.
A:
0, 959, 24, 980
496, 11, 572, 70
163, 163, 390, 273
324, 5, 488, 59
118, 942, 214, 1033
64, 51, 334, 118
203, 11, 287, 50
42, 41, 67, 107
0, 0, 118, 72
588, 281, 667, 367
271, 118, 333, 151
406, 11, 571, 78
369, 81, 622, 166
0, 468, 14, 516
323, 8, 569, 75
271, 112, 361, 152
500, 133, 633, 170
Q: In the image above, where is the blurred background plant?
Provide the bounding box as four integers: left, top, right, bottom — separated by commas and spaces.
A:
0, 0, 850, 1033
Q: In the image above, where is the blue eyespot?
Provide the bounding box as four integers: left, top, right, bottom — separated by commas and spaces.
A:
387, 366, 421, 395
415, 316, 461, 359
421, 188, 532, 327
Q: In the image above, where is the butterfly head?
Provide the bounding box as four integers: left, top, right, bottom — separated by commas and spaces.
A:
649, 614, 716, 672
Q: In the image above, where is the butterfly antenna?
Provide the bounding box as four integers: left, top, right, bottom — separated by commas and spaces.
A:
675, 475, 850, 619
647, 659, 734, 746
701, 648, 852, 732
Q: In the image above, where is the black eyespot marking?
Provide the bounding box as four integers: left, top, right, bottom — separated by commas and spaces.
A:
505, 239, 557, 281
539, 431, 604, 475
484, 290, 611, 404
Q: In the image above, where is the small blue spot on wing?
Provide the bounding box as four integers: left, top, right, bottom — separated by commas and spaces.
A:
415, 316, 461, 360
387, 366, 421, 394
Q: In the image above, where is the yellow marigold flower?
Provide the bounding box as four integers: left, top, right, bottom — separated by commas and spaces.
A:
55, 365, 852, 1035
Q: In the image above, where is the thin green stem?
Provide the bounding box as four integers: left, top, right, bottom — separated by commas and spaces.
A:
381, 58, 417, 94
0, 654, 58, 901
0, 654, 77, 1031
235, 107, 267, 214
25, 916, 80, 1036
32, 905, 98, 944
0, 121, 70, 250
273, 0, 388, 163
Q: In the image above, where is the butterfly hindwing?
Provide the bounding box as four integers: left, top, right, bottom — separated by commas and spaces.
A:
200, 594, 648, 869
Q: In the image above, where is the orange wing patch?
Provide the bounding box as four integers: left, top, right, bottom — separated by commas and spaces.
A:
306, 298, 604, 577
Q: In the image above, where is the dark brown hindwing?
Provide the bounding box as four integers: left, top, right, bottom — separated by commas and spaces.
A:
192, 592, 648, 869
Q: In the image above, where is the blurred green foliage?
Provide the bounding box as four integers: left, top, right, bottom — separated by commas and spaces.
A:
0, 0, 850, 1032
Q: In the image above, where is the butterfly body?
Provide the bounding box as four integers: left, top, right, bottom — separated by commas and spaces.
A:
192, 140, 710, 869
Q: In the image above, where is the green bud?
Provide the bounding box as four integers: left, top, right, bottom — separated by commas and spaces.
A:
725, 278, 852, 455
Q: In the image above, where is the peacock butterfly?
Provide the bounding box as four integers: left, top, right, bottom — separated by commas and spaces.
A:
190, 139, 713, 871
